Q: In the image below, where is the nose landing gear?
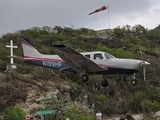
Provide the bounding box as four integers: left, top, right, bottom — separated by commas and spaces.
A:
131, 73, 137, 85
131, 79, 137, 85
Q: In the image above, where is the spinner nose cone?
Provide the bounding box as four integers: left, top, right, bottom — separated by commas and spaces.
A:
141, 61, 150, 67
145, 61, 150, 66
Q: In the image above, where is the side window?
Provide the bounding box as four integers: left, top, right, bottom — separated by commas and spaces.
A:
85, 54, 90, 59
94, 53, 103, 60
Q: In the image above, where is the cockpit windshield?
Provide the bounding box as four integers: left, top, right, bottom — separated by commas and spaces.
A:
104, 52, 115, 59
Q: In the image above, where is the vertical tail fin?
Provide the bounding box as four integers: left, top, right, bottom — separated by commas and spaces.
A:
21, 37, 41, 57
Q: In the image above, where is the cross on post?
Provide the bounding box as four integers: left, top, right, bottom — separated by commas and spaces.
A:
6, 40, 18, 64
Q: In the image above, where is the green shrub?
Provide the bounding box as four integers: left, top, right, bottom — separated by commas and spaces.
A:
104, 101, 116, 115
96, 94, 107, 103
125, 113, 135, 120
96, 45, 135, 58
127, 91, 146, 113
5, 105, 26, 120
64, 102, 95, 120
144, 49, 158, 58
146, 88, 160, 102
141, 99, 160, 113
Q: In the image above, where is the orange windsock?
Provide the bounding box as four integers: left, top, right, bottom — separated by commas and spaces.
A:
89, 6, 107, 15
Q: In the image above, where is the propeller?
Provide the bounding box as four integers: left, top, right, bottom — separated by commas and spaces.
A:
139, 50, 150, 81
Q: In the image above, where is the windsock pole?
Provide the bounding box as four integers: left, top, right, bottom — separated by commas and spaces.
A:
107, 5, 111, 29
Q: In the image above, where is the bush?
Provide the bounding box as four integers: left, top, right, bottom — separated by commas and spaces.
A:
127, 91, 146, 113
104, 101, 116, 115
96, 94, 107, 103
125, 113, 135, 120
96, 45, 135, 58
5, 105, 26, 120
141, 99, 160, 113
64, 102, 95, 120
144, 49, 158, 58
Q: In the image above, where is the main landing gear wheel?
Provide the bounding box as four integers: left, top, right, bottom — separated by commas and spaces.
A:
101, 80, 108, 87
81, 74, 89, 82
131, 79, 137, 85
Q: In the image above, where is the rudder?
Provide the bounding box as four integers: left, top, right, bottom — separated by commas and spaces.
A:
21, 37, 41, 58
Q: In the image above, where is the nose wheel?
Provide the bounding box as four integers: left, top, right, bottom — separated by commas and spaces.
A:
130, 73, 137, 85
81, 74, 89, 82
131, 79, 137, 85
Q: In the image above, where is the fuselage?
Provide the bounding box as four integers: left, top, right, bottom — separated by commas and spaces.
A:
24, 51, 149, 75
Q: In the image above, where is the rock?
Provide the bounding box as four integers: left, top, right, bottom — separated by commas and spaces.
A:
57, 85, 70, 94
45, 89, 60, 100
70, 86, 88, 105
26, 88, 37, 102
83, 94, 88, 104
87, 37, 122, 48
35, 89, 60, 103
154, 111, 160, 117
63, 92, 71, 102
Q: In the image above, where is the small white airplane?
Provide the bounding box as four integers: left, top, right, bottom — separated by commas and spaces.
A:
21, 37, 150, 87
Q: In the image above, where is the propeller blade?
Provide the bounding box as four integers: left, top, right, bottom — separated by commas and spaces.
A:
140, 50, 150, 81
147, 59, 150, 62
140, 50, 145, 63
143, 66, 146, 81
140, 50, 143, 59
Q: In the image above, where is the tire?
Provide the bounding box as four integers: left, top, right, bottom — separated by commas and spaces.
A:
101, 80, 108, 87
81, 74, 89, 82
131, 79, 137, 85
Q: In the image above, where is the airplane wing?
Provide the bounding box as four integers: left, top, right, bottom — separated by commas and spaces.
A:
52, 45, 106, 73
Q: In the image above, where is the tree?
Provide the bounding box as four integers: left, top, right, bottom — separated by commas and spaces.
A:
113, 26, 125, 38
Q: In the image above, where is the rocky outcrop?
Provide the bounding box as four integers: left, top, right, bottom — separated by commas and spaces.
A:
0, 81, 27, 107
87, 37, 122, 48
21, 82, 89, 114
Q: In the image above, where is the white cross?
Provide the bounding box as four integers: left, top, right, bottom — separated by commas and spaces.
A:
6, 40, 18, 64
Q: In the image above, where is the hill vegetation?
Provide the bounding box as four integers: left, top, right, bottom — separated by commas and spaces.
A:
0, 24, 160, 119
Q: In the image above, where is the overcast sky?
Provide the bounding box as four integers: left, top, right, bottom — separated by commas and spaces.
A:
1, 0, 160, 35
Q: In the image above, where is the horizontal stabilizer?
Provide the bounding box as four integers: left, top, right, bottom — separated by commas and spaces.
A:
7, 55, 24, 60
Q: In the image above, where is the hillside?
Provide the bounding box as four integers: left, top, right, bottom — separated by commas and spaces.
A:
0, 25, 160, 119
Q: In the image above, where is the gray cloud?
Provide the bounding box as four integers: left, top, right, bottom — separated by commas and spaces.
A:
0, 0, 159, 35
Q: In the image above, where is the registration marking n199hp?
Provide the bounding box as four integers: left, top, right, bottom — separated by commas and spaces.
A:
42, 61, 62, 67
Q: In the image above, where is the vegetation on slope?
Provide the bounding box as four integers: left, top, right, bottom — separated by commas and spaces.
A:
0, 24, 160, 119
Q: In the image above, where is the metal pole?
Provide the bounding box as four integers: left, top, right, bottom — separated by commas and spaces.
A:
107, 5, 111, 29
44, 115, 45, 120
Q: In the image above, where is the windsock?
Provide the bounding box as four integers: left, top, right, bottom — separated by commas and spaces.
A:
89, 6, 107, 15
